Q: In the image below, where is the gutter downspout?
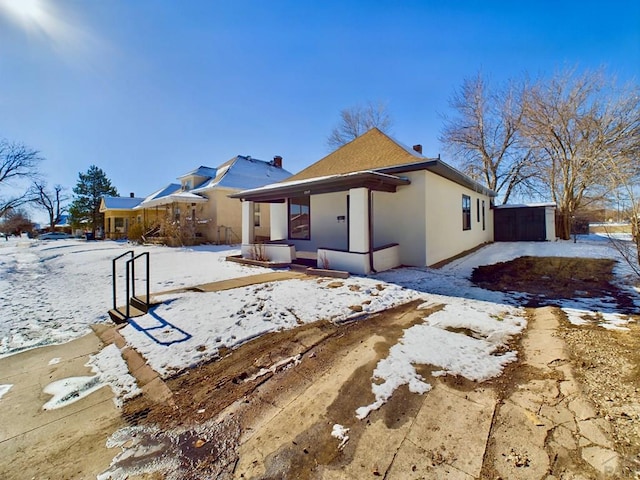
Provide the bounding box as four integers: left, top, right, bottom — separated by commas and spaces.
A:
368, 188, 376, 274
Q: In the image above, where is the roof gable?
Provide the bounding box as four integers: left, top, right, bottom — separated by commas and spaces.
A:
193, 155, 292, 191
177, 165, 217, 180
232, 128, 496, 199
288, 128, 424, 181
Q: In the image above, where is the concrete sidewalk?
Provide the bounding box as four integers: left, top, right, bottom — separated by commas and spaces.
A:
0, 269, 310, 480
0, 332, 122, 480
157, 270, 308, 295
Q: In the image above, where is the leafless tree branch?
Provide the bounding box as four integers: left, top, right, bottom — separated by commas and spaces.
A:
327, 101, 393, 149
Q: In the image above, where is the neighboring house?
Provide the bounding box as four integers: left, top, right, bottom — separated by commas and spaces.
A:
100, 195, 145, 239
231, 128, 496, 274
47, 214, 73, 234
100, 155, 292, 242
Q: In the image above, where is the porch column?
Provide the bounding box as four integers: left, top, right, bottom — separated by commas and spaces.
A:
348, 187, 369, 253
270, 202, 288, 241
242, 200, 255, 244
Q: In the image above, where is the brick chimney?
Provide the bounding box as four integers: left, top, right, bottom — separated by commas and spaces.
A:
273, 155, 283, 168
412, 144, 423, 154
130, 192, 135, 198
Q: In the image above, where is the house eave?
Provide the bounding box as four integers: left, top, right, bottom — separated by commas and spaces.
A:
377, 160, 497, 198
229, 171, 410, 202
134, 194, 209, 210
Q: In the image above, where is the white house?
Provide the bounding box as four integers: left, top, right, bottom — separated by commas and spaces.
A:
231, 128, 496, 274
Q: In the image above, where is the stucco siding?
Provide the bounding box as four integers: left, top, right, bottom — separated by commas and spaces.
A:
314, 192, 349, 250
424, 172, 494, 266
372, 171, 427, 267
270, 203, 288, 241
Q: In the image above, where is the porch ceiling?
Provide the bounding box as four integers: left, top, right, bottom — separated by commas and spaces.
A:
229, 171, 410, 203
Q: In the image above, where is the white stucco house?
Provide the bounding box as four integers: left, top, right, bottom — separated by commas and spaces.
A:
230, 128, 497, 274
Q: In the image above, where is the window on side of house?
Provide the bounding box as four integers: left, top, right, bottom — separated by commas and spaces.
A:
462, 195, 471, 231
114, 217, 124, 233
254, 203, 261, 227
288, 196, 310, 240
482, 200, 486, 231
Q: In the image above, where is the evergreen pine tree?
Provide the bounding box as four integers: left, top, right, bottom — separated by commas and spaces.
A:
68, 165, 118, 235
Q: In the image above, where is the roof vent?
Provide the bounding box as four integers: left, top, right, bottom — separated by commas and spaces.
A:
412, 144, 422, 154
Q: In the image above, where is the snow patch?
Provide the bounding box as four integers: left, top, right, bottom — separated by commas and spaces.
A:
48, 357, 61, 365
42, 376, 104, 410
0, 384, 12, 400
331, 424, 350, 450
42, 344, 140, 410
563, 308, 631, 331
356, 302, 523, 420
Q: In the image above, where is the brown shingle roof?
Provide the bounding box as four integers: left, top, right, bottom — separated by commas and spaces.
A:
288, 128, 425, 181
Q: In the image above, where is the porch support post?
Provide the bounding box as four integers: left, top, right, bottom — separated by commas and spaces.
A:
242, 200, 255, 244
270, 202, 288, 241
348, 187, 369, 253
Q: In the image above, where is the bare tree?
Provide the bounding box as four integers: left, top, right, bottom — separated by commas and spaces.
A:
0, 139, 42, 217
327, 101, 393, 149
440, 73, 538, 204
0, 208, 34, 236
522, 69, 640, 239
601, 150, 640, 278
30, 182, 68, 232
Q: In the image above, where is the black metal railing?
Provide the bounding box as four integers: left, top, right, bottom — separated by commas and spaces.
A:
112, 250, 150, 320
126, 252, 150, 318
112, 250, 134, 318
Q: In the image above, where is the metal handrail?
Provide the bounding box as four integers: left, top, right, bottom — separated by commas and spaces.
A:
127, 251, 150, 315
112, 250, 134, 315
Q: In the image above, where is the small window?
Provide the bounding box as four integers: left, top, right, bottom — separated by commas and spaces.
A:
254, 203, 261, 227
289, 196, 310, 240
462, 195, 471, 231
482, 200, 486, 231
115, 217, 124, 233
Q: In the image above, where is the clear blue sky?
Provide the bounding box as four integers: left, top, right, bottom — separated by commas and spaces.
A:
1, 0, 638, 214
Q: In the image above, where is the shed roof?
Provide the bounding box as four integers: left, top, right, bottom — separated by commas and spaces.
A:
494, 202, 556, 209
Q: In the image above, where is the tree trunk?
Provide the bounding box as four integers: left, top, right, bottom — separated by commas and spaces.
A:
556, 211, 571, 240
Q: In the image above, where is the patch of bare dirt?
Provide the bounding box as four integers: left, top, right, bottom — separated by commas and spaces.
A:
559, 318, 640, 477
471, 255, 637, 312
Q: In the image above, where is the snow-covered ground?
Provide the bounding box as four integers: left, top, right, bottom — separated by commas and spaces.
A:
1, 234, 638, 418
0, 237, 269, 356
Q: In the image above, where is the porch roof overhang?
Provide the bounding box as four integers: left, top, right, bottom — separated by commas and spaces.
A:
229, 171, 410, 203
134, 192, 208, 210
